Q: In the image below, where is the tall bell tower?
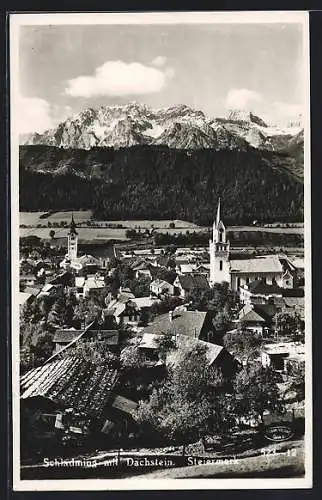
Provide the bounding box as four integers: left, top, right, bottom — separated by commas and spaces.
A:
209, 199, 230, 285
67, 214, 78, 261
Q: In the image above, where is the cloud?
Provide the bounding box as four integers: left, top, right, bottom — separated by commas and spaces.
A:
18, 97, 54, 134
225, 88, 262, 110
65, 60, 174, 98
152, 56, 167, 67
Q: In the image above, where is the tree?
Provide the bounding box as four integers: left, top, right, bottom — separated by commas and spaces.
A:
156, 331, 177, 362
49, 229, 56, 240
187, 282, 236, 335
120, 345, 147, 370
285, 360, 305, 402
135, 343, 234, 450
223, 327, 263, 368
130, 276, 151, 297
31, 333, 55, 363
66, 341, 119, 366
150, 296, 183, 317
234, 364, 284, 424
275, 311, 304, 342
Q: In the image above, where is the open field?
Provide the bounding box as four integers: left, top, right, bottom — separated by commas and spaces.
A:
19, 212, 305, 248
20, 211, 201, 230
229, 225, 304, 235
19, 226, 129, 242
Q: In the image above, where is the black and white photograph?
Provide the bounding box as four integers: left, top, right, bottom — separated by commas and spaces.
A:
10, 11, 311, 490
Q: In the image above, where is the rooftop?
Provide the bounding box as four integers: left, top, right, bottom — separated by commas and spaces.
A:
245, 279, 283, 295
230, 255, 283, 274
20, 356, 118, 417
19, 292, 33, 306
142, 310, 210, 339
176, 273, 210, 291
166, 336, 224, 368
263, 342, 305, 358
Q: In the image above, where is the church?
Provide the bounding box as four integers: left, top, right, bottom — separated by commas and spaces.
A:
60, 215, 101, 273
209, 200, 284, 292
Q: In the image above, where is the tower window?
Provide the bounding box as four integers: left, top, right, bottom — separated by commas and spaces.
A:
219, 229, 223, 243
219, 260, 223, 271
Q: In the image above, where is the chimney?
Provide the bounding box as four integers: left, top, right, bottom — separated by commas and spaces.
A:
169, 310, 173, 322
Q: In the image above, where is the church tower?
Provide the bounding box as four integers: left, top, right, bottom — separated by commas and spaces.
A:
209, 199, 230, 286
67, 214, 78, 261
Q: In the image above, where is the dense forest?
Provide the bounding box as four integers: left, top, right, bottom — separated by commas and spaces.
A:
19, 145, 303, 225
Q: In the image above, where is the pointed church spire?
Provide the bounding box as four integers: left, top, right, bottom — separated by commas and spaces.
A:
70, 213, 78, 235
216, 198, 221, 227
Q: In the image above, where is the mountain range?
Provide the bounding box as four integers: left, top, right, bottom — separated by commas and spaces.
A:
20, 102, 303, 153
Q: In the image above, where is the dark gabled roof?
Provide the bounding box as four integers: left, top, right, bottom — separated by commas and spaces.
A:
53, 329, 82, 343
54, 329, 119, 344
253, 304, 277, 322
247, 279, 283, 295
142, 310, 209, 339
20, 356, 118, 417
156, 255, 170, 267
176, 273, 210, 291
279, 257, 296, 273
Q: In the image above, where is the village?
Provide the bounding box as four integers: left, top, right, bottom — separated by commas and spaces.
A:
19, 202, 305, 477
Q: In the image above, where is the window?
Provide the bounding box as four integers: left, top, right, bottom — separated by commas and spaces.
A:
219, 260, 223, 271
219, 229, 223, 243
237, 277, 241, 288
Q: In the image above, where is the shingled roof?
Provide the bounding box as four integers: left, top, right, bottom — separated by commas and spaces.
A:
20, 356, 119, 417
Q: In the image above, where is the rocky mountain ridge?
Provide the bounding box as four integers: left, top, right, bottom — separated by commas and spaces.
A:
21, 102, 303, 152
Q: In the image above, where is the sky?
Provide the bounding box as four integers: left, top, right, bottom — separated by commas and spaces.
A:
18, 22, 305, 134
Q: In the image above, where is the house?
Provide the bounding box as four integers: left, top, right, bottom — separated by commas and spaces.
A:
138, 333, 239, 379
178, 264, 195, 275
75, 276, 85, 299
19, 291, 34, 309
261, 342, 305, 372
238, 303, 277, 335
195, 264, 210, 276
20, 355, 119, 440
38, 283, 64, 299
24, 286, 41, 298
238, 305, 267, 336
150, 279, 174, 297
53, 327, 119, 354
141, 309, 215, 342
83, 274, 106, 298
173, 273, 210, 299
239, 278, 283, 305
53, 328, 82, 353
106, 296, 157, 326
281, 296, 305, 321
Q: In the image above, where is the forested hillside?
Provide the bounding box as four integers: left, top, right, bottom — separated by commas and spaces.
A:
19, 145, 303, 225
